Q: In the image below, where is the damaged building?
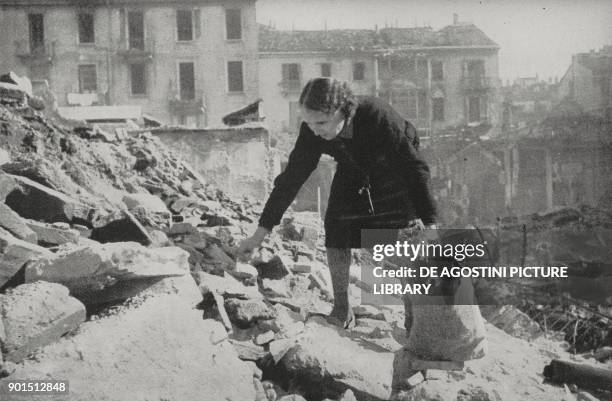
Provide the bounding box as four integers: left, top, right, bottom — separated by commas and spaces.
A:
140, 121, 275, 200
0, 0, 260, 127
557, 45, 612, 120
258, 14, 501, 138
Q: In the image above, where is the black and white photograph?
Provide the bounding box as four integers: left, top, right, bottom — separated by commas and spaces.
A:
0, 0, 610, 400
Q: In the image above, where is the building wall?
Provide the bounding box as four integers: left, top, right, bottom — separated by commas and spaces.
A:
558, 56, 612, 118
259, 47, 500, 137
153, 126, 271, 200
259, 53, 377, 134
573, 62, 609, 116
378, 47, 500, 132
0, 1, 258, 126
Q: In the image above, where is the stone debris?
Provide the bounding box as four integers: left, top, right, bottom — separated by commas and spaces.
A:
230, 339, 269, 362
308, 269, 333, 299
147, 229, 170, 247
255, 330, 276, 345
3, 174, 95, 224
254, 377, 269, 401
229, 261, 259, 281
0, 72, 33, 97
122, 192, 171, 223
26, 219, 80, 246
0, 227, 53, 288
90, 209, 154, 245
212, 292, 234, 333
0, 288, 255, 401
269, 338, 296, 364
196, 271, 263, 300
0, 203, 37, 243
24, 242, 189, 300
258, 303, 305, 339
335, 389, 359, 401
0, 82, 27, 105
255, 254, 292, 279
483, 305, 543, 340
261, 278, 292, 298
225, 298, 277, 329
0, 281, 86, 362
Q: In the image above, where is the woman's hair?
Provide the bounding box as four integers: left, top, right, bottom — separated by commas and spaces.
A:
298, 77, 358, 118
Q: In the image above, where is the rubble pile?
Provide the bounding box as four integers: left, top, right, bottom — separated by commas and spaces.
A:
0, 78, 610, 401
476, 206, 612, 353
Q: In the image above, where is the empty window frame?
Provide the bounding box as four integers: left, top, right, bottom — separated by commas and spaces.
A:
128, 11, 145, 50
468, 96, 481, 122
320, 63, 332, 77
176, 9, 193, 41
225, 9, 242, 40
130, 63, 147, 95
78, 64, 97, 93
282, 63, 300, 81
227, 61, 244, 92
433, 98, 445, 121
353, 62, 365, 81
179, 62, 195, 100
431, 60, 444, 81
77, 12, 95, 44
28, 13, 45, 53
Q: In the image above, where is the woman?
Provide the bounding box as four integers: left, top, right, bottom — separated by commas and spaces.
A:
237, 77, 438, 328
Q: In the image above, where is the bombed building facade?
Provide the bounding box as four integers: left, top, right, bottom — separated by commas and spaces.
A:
259, 15, 501, 138
0, 0, 260, 127
557, 45, 612, 120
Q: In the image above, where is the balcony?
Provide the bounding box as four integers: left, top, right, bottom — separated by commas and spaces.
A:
14, 40, 55, 65
460, 76, 493, 93
379, 74, 429, 91
279, 79, 302, 94
117, 38, 154, 62
169, 97, 204, 115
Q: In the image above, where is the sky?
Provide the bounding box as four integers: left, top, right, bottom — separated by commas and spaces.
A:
256, 0, 612, 83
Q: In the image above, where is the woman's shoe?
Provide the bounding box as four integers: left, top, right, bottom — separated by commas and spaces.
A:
326, 307, 355, 330
326, 313, 355, 330
307, 308, 355, 330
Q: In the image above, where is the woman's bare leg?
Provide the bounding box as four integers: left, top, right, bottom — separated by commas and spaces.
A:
326, 247, 355, 328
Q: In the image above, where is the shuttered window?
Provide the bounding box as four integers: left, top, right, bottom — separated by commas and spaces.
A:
78, 64, 97, 93
130, 63, 146, 95
225, 9, 242, 40
78, 12, 95, 43
227, 61, 244, 92
176, 10, 193, 41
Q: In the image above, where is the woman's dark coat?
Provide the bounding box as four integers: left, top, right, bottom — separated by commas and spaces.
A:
259, 96, 437, 248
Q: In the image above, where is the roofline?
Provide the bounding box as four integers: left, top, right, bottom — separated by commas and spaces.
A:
259, 45, 500, 57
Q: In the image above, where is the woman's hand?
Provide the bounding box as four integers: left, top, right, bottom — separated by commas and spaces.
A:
236, 226, 270, 262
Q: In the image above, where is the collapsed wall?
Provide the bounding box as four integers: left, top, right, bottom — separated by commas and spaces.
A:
148, 124, 275, 201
